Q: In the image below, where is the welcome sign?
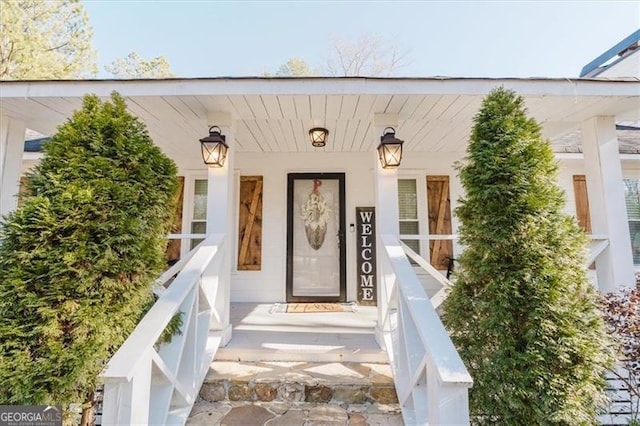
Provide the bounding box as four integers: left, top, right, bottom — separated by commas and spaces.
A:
356, 207, 377, 305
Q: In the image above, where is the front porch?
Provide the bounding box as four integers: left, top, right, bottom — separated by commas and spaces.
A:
98, 229, 465, 424
186, 303, 401, 425
1, 76, 639, 424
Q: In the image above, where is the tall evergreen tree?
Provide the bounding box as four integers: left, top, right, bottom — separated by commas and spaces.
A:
442, 87, 614, 424
0, 93, 178, 419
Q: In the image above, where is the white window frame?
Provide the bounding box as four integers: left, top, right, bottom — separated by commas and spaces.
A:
181, 172, 208, 258
622, 171, 640, 267
397, 174, 429, 262
182, 170, 246, 274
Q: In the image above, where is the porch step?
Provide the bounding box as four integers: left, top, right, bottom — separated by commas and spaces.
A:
214, 331, 388, 363
187, 361, 402, 425
219, 303, 388, 363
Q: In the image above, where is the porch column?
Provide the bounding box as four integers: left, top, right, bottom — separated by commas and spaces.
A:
581, 116, 635, 291
204, 112, 234, 345
373, 114, 400, 348
0, 116, 26, 216
373, 113, 401, 236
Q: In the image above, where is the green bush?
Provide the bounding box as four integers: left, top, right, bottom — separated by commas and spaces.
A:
0, 93, 178, 417
442, 87, 614, 424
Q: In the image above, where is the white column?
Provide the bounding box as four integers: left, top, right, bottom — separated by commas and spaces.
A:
449, 163, 464, 259
204, 113, 233, 345
373, 114, 400, 347
373, 114, 400, 236
0, 116, 26, 216
581, 116, 635, 291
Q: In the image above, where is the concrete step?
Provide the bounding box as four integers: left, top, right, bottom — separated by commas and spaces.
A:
187, 361, 402, 425
214, 330, 388, 363
219, 303, 388, 364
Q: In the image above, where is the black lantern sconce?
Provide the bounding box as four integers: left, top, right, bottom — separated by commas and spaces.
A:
199, 126, 229, 167
377, 127, 404, 169
309, 127, 329, 147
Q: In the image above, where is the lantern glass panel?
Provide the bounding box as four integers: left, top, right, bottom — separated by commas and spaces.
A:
201, 141, 228, 167
309, 128, 328, 147
378, 143, 403, 168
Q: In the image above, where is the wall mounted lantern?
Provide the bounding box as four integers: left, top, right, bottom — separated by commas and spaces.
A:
377, 127, 404, 169
309, 127, 329, 147
199, 126, 228, 167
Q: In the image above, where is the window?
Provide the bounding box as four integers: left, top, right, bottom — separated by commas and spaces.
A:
398, 179, 420, 255
624, 179, 640, 265
191, 179, 207, 249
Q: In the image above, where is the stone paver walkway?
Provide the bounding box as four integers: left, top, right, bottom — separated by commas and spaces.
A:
199, 361, 398, 405
188, 361, 403, 425
187, 401, 403, 426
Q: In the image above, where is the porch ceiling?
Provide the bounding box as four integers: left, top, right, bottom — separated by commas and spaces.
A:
1, 77, 639, 162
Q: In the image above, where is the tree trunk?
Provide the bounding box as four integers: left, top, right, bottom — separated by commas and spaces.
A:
79, 391, 94, 426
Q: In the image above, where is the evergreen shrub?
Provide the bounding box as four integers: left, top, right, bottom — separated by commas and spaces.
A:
0, 93, 178, 418
442, 87, 614, 424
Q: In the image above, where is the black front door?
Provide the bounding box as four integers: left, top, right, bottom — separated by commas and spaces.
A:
286, 173, 346, 302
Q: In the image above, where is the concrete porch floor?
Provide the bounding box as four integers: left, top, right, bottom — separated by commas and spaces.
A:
215, 303, 388, 363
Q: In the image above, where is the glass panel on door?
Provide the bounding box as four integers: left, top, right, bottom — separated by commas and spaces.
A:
286, 173, 346, 302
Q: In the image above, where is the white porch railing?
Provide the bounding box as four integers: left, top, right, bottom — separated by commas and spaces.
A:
400, 241, 454, 310
399, 233, 609, 296
378, 234, 473, 425
586, 234, 609, 267
101, 233, 228, 425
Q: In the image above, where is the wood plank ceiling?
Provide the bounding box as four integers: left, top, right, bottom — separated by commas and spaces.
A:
2, 90, 639, 160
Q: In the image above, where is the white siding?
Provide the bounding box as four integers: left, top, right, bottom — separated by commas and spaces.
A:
228, 151, 374, 302
224, 150, 468, 303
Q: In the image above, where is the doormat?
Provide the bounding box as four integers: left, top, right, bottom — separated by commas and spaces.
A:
269, 302, 359, 314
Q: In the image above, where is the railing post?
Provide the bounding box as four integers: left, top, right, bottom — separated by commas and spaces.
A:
201, 239, 232, 345
101, 350, 152, 425
427, 361, 471, 425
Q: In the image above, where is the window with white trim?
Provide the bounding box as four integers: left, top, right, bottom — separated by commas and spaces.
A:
398, 178, 420, 255
624, 178, 640, 265
191, 179, 207, 249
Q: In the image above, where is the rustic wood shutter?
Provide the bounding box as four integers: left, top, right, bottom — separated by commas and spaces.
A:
165, 176, 185, 266
237, 176, 263, 271
573, 175, 592, 233
427, 175, 453, 270
573, 175, 596, 269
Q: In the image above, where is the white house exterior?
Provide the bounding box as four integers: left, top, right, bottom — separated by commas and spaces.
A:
1, 56, 639, 423
3, 77, 639, 296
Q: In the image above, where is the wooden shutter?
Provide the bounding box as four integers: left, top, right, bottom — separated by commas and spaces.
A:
238, 176, 263, 271
427, 175, 453, 270
165, 176, 185, 266
573, 175, 596, 269
573, 175, 592, 233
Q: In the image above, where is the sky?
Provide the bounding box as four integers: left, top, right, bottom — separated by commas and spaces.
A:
84, 1, 639, 79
